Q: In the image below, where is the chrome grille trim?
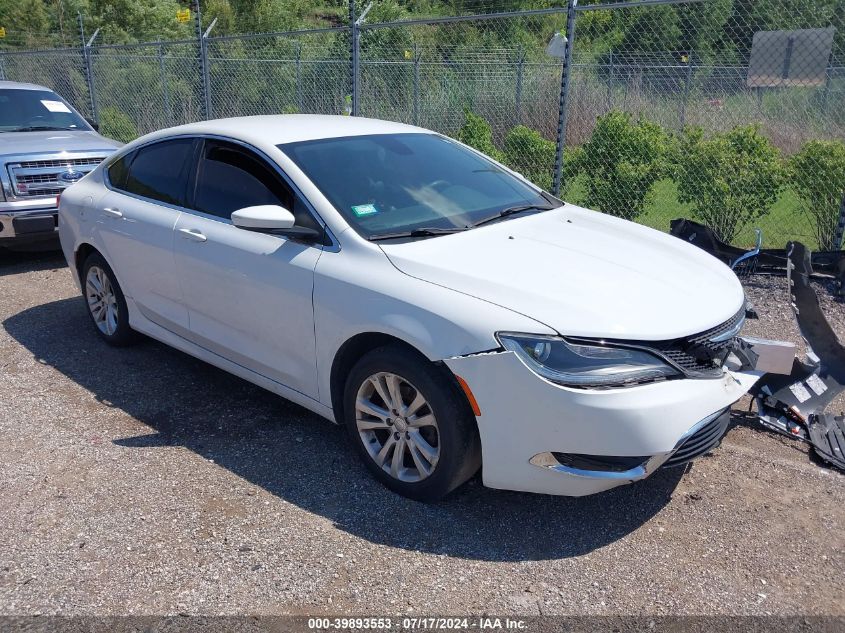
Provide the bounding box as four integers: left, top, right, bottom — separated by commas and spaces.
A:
652, 303, 747, 377
1, 150, 114, 200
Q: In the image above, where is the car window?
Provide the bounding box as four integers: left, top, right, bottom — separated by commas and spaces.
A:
190, 139, 317, 229
106, 151, 135, 190
278, 133, 550, 239
121, 139, 194, 206
0, 88, 90, 132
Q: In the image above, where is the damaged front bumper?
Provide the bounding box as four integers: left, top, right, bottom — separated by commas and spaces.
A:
445, 349, 762, 497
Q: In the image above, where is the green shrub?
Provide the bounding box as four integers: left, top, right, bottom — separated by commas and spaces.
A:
99, 107, 138, 143
676, 125, 784, 243
503, 125, 555, 190
503, 125, 581, 192
577, 111, 667, 221
789, 140, 845, 250
456, 110, 503, 161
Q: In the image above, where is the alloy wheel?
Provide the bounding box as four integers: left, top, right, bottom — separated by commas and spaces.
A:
355, 372, 440, 482
86, 265, 119, 336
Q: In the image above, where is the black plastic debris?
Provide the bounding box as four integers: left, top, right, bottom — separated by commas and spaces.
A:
750, 241, 845, 472
807, 413, 845, 471
670, 218, 845, 294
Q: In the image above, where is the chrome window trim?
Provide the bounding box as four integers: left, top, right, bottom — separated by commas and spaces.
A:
103, 133, 338, 251
2, 149, 115, 201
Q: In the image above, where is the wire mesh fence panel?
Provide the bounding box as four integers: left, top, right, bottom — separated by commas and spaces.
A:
564, 0, 845, 249
359, 12, 567, 190
207, 29, 351, 118
91, 41, 202, 142
0, 49, 91, 118
0, 0, 842, 251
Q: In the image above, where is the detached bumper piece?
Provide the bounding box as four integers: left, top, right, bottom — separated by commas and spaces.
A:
807, 413, 845, 471
670, 218, 845, 297
751, 242, 845, 472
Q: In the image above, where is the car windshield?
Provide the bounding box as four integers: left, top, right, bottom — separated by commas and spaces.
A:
0, 88, 90, 132
278, 133, 555, 239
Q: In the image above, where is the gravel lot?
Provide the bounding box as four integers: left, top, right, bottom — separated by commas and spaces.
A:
0, 248, 843, 617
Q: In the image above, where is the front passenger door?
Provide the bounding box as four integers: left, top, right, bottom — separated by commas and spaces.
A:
173, 138, 323, 399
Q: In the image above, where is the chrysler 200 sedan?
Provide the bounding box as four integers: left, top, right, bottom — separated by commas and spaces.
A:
58, 115, 762, 501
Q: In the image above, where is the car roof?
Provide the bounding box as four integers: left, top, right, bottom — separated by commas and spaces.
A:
143, 114, 431, 147
0, 80, 53, 92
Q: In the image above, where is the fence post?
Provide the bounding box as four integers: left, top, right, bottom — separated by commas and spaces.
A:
296, 41, 304, 113
0, 54, 6, 81
679, 50, 693, 129
158, 44, 172, 121
350, 2, 372, 116
514, 47, 525, 127
413, 44, 420, 126
821, 58, 832, 111
194, 1, 213, 120
350, 0, 358, 116
552, 0, 577, 197
606, 50, 613, 112
834, 194, 845, 250
78, 13, 99, 123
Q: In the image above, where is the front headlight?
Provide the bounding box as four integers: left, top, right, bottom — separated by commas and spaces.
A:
496, 332, 680, 388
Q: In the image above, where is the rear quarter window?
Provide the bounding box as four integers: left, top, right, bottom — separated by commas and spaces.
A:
106, 151, 134, 189
119, 138, 195, 206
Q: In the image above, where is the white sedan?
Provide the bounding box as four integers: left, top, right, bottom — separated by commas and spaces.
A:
58, 115, 760, 501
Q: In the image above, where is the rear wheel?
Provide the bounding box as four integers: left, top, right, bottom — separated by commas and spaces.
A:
81, 252, 139, 346
343, 345, 481, 501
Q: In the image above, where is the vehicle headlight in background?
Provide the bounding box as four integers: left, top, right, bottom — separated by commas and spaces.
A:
496, 332, 680, 388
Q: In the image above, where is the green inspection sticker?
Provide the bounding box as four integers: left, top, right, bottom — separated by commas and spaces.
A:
352, 203, 378, 217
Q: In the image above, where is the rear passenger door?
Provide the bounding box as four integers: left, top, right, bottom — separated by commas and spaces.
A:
173, 138, 323, 399
98, 138, 196, 333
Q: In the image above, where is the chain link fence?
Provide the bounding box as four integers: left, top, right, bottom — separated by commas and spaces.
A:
207, 28, 350, 119
0, 48, 92, 118
1, 0, 843, 250
91, 40, 203, 138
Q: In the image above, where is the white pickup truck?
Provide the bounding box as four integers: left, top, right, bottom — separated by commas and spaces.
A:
0, 80, 120, 250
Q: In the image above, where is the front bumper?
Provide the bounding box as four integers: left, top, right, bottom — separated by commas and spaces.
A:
445, 350, 760, 496
0, 201, 59, 245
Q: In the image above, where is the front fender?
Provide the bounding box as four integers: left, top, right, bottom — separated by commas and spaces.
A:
313, 245, 553, 409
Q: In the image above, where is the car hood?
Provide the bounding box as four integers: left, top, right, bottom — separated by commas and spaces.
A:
0, 130, 120, 155
379, 205, 745, 341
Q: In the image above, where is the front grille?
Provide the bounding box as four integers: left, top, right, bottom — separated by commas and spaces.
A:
650, 304, 746, 377
17, 157, 103, 170
662, 409, 731, 468
6, 155, 107, 198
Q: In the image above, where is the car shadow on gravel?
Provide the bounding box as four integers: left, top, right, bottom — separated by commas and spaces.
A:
5, 296, 685, 562
0, 248, 65, 276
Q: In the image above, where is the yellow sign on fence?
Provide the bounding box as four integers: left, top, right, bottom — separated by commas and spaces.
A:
0, 27, 6, 38
176, 8, 191, 23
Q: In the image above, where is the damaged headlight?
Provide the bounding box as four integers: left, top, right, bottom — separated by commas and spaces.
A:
496, 332, 680, 387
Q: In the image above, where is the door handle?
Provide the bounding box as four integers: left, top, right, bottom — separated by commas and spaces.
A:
103, 207, 123, 218
178, 228, 207, 243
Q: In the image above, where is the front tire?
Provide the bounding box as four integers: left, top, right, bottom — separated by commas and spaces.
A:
81, 252, 139, 346
343, 345, 481, 501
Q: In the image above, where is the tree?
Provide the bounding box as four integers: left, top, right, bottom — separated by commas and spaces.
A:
0, 0, 50, 46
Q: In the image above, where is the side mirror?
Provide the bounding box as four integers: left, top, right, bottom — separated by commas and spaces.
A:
232, 205, 296, 231
85, 117, 100, 132
231, 204, 323, 243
